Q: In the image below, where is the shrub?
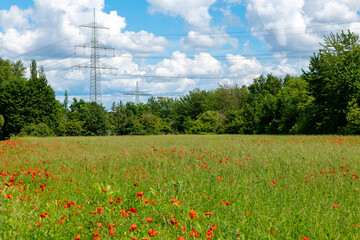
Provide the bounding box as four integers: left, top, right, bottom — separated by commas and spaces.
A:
21, 123, 53, 137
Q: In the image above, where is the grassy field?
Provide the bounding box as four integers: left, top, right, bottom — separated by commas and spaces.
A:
1, 135, 360, 239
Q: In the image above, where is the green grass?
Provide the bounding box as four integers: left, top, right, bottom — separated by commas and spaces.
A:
1, 135, 360, 239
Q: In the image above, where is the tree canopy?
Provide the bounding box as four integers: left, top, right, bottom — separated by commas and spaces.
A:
1, 31, 360, 138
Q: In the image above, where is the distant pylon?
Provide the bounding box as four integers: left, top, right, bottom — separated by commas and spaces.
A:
123, 81, 151, 104
72, 8, 117, 103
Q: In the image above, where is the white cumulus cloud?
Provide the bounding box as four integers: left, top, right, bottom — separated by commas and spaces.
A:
147, 0, 238, 50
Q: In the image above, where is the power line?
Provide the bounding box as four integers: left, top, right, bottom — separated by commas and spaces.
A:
7, 21, 360, 62
9, 35, 77, 61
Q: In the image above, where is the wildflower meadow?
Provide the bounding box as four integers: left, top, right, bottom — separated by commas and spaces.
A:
1, 135, 360, 239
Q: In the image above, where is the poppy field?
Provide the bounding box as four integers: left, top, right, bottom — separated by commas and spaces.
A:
1, 135, 360, 239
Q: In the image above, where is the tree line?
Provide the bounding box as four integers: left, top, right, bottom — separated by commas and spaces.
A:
1, 31, 360, 138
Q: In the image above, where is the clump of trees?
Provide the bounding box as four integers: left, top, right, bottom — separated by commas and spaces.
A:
0, 31, 360, 138
0, 59, 61, 138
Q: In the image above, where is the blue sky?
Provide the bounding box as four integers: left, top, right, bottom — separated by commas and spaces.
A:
1, 0, 360, 109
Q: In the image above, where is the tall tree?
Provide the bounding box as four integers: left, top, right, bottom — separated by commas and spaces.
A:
30, 59, 38, 79
25, 68, 61, 131
303, 31, 360, 133
64, 90, 69, 122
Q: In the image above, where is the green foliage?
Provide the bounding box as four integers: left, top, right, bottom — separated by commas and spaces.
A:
0, 114, 4, 130
185, 110, 223, 134
30, 59, 37, 79
134, 113, 169, 135
3, 31, 360, 137
81, 102, 109, 136
109, 101, 136, 135
26, 74, 61, 131
4, 135, 360, 239
271, 76, 312, 134
223, 110, 245, 134
0, 59, 61, 138
0, 77, 28, 136
57, 119, 85, 136
343, 99, 360, 134
21, 123, 53, 137
303, 31, 360, 133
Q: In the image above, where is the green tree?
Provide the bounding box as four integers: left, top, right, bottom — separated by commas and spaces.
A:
82, 102, 108, 136
173, 89, 215, 133
343, 99, 360, 134
223, 110, 245, 134
108, 101, 136, 135
303, 31, 360, 133
270, 76, 312, 134
57, 119, 85, 136
134, 113, 166, 135
213, 84, 248, 113
0, 59, 26, 86
63, 90, 69, 123
186, 110, 223, 134
25, 71, 61, 131
30, 59, 38, 79
0, 77, 28, 137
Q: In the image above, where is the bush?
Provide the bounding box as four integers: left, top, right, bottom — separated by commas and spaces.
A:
21, 123, 53, 137
57, 119, 85, 136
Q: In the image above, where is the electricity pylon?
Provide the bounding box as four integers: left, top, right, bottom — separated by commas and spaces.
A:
124, 81, 151, 104
72, 8, 117, 103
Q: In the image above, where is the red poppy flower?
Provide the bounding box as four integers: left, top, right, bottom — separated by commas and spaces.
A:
189, 210, 196, 219
190, 230, 199, 238
75, 234, 81, 240
129, 208, 137, 213
129, 224, 139, 232
170, 219, 178, 225
96, 207, 103, 214
270, 181, 276, 185
146, 217, 153, 223
136, 191, 144, 198
148, 229, 158, 237
205, 229, 214, 238
109, 229, 115, 235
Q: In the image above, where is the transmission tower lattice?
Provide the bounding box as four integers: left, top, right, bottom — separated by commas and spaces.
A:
72, 9, 117, 103
124, 81, 151, 104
